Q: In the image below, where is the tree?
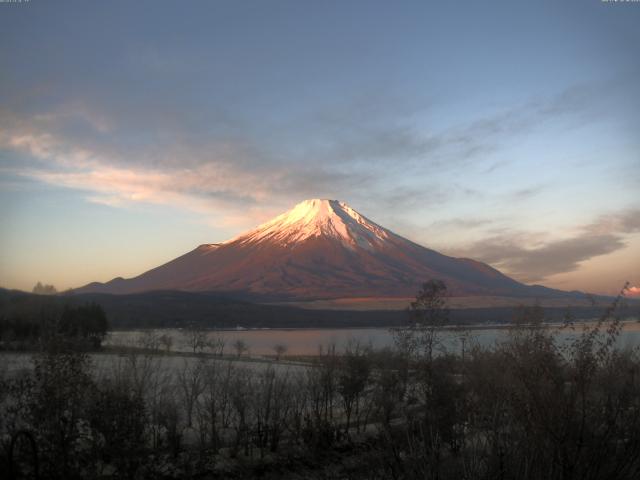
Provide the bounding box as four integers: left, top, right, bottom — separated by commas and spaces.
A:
406, 279, 449, 361
27, 347, 96, 478
177, 359, 204, 427
88, 380, 147, 477
197, 359, 235, 452
32, 282, 57, 295
233, 339, 248, 358
273, 343, 287, 361
338, 341, 371, 434
208, 334, 225, 356
182, 324, 207, 354
137, 330, 161, 352
158, 333, 173, 353
58, 303, 109, 349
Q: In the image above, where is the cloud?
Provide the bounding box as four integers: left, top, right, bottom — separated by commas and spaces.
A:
584, 209, 640, 235
428, 217, 494, 230
0, 98, 435, 223
481, 159, 511, 175
455, 209, 640, 283
508, 185, 545, 200
0, 77, 624, 227
283, 80, 612, 190
464, 234, 625, 283
627, 286, 640, 298
0, 109, 289, 227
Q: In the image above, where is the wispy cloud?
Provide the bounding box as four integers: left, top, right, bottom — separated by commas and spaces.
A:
455, 209, 640, 283
428, 217, 494, 230
0, 109, 284, 225
283, 80, 616, 191
508, 185, 546, 200
0, 77, 628, 228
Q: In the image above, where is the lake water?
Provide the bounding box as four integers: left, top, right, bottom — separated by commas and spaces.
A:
106, 322, 640, 356
3, 323, 639, 378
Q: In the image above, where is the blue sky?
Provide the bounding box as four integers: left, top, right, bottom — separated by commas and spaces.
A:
1, 0, 639, 294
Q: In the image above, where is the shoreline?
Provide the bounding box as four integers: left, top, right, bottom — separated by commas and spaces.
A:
108, 317, 640, 333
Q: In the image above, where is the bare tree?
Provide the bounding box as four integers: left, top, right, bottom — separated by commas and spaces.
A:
273, 343, 287, 361
338, 340, 371, 435
286, 371, 309, 444
177, 359, 205, 428
182, 324, 207, 354
252, 366, 293, 456
137, 330, 161, 352
233, 339, 248, 358
307, 343, 339, 428
229, 367, 253, 457
158, 333, 173, 353
208, 334, 225, 356
197, 359, 235, 452
407, 279, 449, 362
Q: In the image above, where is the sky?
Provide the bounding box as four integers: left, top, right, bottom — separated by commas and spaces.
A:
1, 0, 639, 296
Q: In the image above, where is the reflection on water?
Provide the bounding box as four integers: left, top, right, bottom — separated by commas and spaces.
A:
107, 323, 640, 356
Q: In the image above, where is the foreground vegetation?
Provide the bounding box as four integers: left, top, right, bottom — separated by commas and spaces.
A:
1, 284, 639, 479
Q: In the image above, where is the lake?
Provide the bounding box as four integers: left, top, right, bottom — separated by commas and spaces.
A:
106, 321, 640, 356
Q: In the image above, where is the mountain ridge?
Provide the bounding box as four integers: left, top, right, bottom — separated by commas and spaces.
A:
76, 199, 581, 300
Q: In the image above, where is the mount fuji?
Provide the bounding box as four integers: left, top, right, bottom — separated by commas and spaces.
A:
77, 199, 573, 301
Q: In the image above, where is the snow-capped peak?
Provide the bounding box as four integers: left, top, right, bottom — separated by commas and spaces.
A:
225, 199, 393, 250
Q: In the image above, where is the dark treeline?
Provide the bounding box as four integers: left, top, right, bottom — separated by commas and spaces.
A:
62, 290, 640, 328
2, 288, 637, 330
0, 299, 109, 350
1, 283, 640, 479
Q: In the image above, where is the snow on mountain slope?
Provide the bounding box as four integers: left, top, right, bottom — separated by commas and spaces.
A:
76, 199, 573, 300
226, 199, 394, 250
